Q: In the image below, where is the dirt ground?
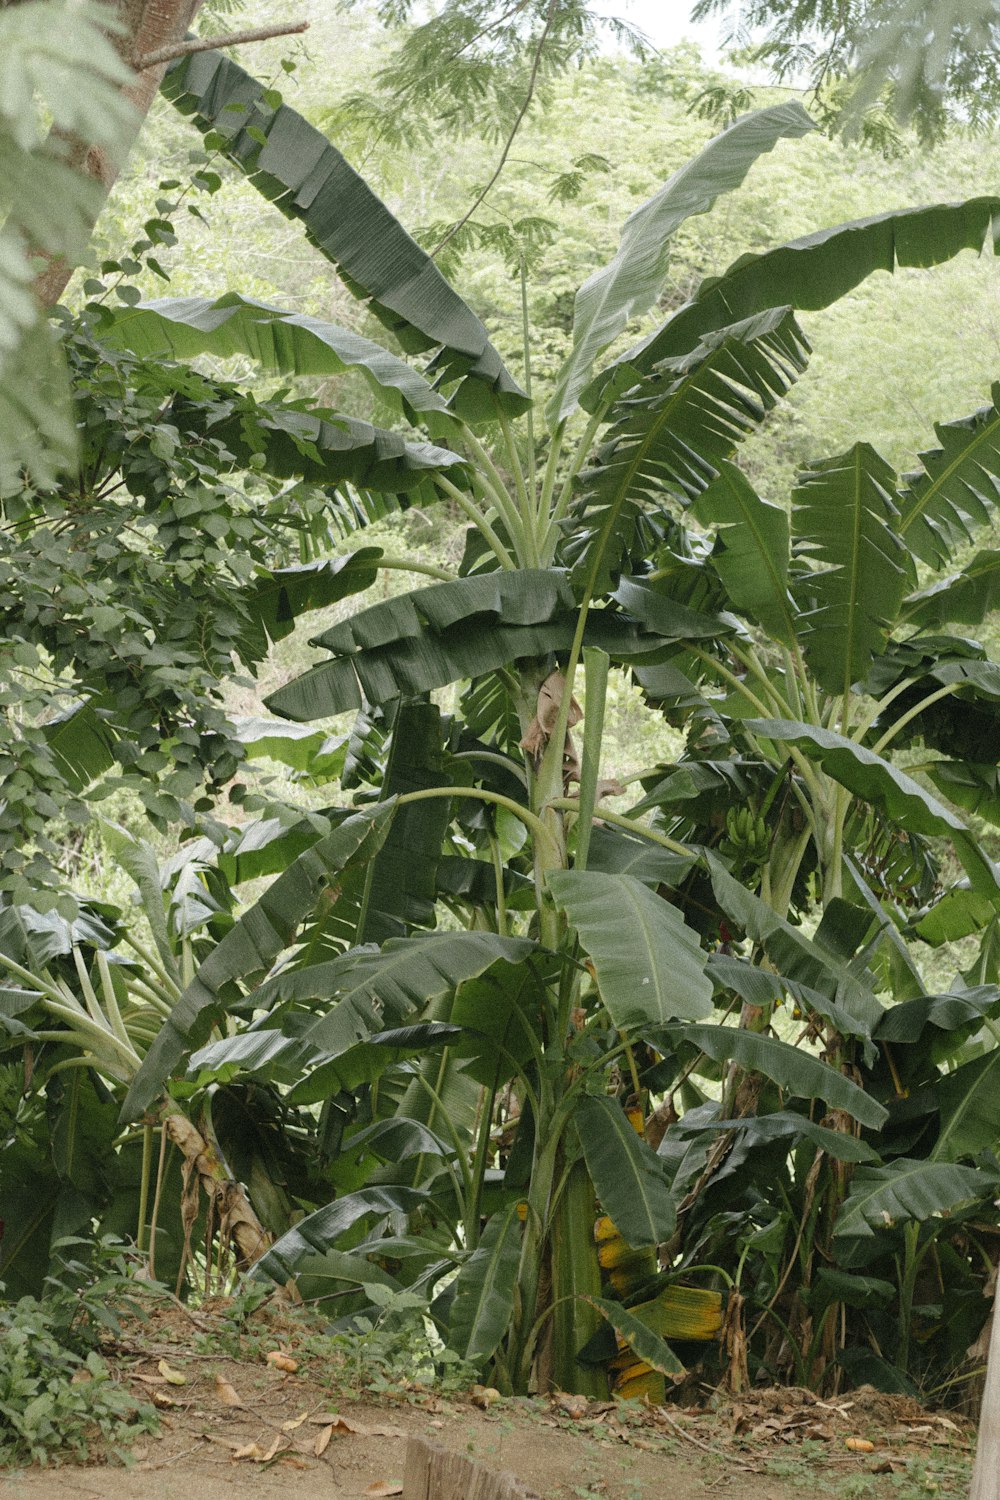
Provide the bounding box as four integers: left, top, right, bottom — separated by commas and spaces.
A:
0, 1305, 978, 1500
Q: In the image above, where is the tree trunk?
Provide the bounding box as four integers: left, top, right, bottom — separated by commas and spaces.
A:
971, 1276, 1000, 1500
33, 0, 206, 308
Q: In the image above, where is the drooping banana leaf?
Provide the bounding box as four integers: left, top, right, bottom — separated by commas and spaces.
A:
232, 718, 346, 778
586, 197, 1000, 410
689, 460, 795, 644
576, 1095, 676, 1248
709, 1110, 879, 1163
926, 762, 1000, 829
547, 101, 815, 427
673, 1022, 888, 1128
99, 292, 458, 435
161, 52, 528, 422
250, 931, 536, 1065
705, 855, 884, 1034
354, 701, 455, 944
186, 1027, 321, 1089
835, 1158, 997, 1238
40, 699, 118, 795
245, 551, 383, 650
903, 546, 1000, 625
582, 1295, 684, 1379
897, 391, 1000, 568
569, 307, 809, 595
707, 951, 879, 1057
253, 1185, 431, 1286
264, 568, 720, 721
743, 718, 1000, 899
214, 400, 466, 492
546, 870, 713, 1029
120, 803, 396, 1123
791, 444, 907, 697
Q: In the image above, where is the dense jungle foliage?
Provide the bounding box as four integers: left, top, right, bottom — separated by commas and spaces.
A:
7, 0, 1000, 1435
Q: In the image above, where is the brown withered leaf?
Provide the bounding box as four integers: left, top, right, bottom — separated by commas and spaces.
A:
213, 1373, 243, 1408
265, 1350, 298, 1372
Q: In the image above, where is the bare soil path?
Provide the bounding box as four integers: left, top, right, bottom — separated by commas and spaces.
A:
0, 1305, 976, 1500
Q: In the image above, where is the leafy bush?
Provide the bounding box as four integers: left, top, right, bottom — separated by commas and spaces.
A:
0, 1241, 158, 1466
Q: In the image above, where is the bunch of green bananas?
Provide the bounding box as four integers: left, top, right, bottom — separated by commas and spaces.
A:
722, 805, 770, 864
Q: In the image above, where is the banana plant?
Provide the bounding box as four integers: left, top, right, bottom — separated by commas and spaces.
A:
92, 45, 1000, 1394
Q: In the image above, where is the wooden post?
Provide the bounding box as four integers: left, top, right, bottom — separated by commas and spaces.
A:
971, 1278, 1000, 1500
402, 1436, 540, 1500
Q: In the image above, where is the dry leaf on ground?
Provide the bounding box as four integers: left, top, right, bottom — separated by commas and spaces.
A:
281, 1410, 311, 1431
214, 1373, 243, 1407
363, 1485, 403, 1498
265, 1350, 298, 1373
309, 1414, 404, 1439
157, 1359, 187, 1386
232, 1434, 289, 1463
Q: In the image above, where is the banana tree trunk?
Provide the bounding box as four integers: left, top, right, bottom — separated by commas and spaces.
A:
549, 1158, 605, 1396
971, 1276, 1000, 1500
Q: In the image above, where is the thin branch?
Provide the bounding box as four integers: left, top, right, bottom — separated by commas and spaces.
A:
431, 0, 559, 257
134, 21, 309, 71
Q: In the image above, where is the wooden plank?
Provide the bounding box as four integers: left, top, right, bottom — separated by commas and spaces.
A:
402, 1435, 540, 1500
971, 1277, 1000, 1500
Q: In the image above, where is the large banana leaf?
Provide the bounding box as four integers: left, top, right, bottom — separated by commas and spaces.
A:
120, 804, 396, 1123
791, 444, 907, 697
570, 307, 809, 595
708, 952, 878, 1056
897, 390, 1000, 568
675, 1022, 888, 1129
935, 1049, 1000, 1162
546, 870, 713, 1029
585, 197, 1000, 410
689, 460, 795, 644
447, 1205, 522, 1366
743, 718, 1000, 898
161, 52, 528, 422
547, 101, 814, 427
903, 547, 1000, 626
254, 932, 536, 1064
705, 856, 884, 1034
835, 1158, 996, 1238
576, 1095, 676, 1248
265, 568, 714, 721
914, 886, 998, 944
710, 1110, 879, 1164
101, 293, 457, 438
